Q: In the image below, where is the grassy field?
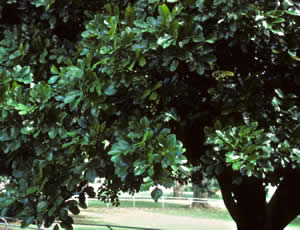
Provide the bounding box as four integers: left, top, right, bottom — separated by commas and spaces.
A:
86, 199, 232, 220
72, 200, 300, 230
75, 201, 300, 230
1, 199, 299, 230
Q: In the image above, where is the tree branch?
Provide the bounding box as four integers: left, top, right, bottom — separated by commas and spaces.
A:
265, 168, 300, 230
216, 168, 239, 222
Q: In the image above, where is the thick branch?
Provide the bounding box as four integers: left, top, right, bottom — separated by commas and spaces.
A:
264, 168, 300, 230
216, 168, 239, 222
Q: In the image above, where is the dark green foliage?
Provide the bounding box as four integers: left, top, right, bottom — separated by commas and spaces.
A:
0, 0, 299, 229
151, 187, 163, 202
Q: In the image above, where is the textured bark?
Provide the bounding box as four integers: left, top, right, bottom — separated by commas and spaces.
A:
216, 167, 300, 230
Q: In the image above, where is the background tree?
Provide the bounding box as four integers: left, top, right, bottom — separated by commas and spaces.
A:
0, 1, 299, 230
172, 181, 185, 197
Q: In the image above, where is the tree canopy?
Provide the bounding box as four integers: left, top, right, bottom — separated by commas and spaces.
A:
0, 0, 299, 230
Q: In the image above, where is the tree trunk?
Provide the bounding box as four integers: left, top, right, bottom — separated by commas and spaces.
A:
192, 180, 208, 198
173, 181, 185, 197
263, 168, 300, 230
216, 167, 300, 230
192, 181, 211, 208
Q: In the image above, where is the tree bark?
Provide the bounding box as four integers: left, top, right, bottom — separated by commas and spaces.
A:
192, 182, 207, 198
173, 180, 185, 197
192, 181, 211, 208
216, 167, 239, 223
216, 167, 300, 230
263, 168, 300, 230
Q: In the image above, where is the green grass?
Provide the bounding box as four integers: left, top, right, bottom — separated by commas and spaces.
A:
85, 200, 300, 228
87, 199, 232, 220
289, 217, 300, 227
147, 206, 232, 220
2, 199, 299, 230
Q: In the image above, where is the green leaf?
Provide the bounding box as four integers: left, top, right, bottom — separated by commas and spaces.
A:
31, 0, 55, 7
285, 9, 300, 16
48, 76, 59, 84
48, 127, 57, 139
104, 3, 112, 14
139, 56, 146, 67
69, 206, 80, 215
275, 89, 284, 99
104, 85, 117, 96
141, 89, 152, 99
65, 66, 84, 80
158, 4, 170, 19
205, 34, 217, 44
272, 97, 281, 111
62, 142, 73, 149
134, 165, 146, 176
108, 140, 131, 156
232, 161, 244, 170
21, 126, 34, 135
179, 39, 190, 48
37, 201, 48, 213
214, 0, 226, 6
245, 144, 256, 154
157, 34, 173, 48
170, 60, 179, 72
140, 117, 150, 128
64, 90, 81, 104
113, 6, 120, 16
226, 151, 240, 163
272, 18, 285, 24
27, 186, 39, 195
125, 5, 135, 25
212, 71, 234, 80
79, 202, 88, 209
149, 92, 158, 100
167, 134, 176, 148
51, 65, 59, 74
151, 187, 163, 202
0, 198, 15, 208
13, 65, 33, 84
238, 126, 250, 137
14, 104, 29, 114
60, 222, 73, 230
9, 50, 22, 60
30, 82, 52, 103
22, 216, 35, 227
86, 168, 97, 182
247, 154, 259, 161
250, 121, 259, 130
148, 167, 154, 176
270, 28, 284, 36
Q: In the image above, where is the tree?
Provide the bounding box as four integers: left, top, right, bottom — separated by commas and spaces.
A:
0, 0, 299, 230
172, 180, 185, 197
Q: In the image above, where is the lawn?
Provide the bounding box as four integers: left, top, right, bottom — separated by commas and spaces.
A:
72, 200, 300, 230
75, 200, 300, 230
1, 199, 299, 230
